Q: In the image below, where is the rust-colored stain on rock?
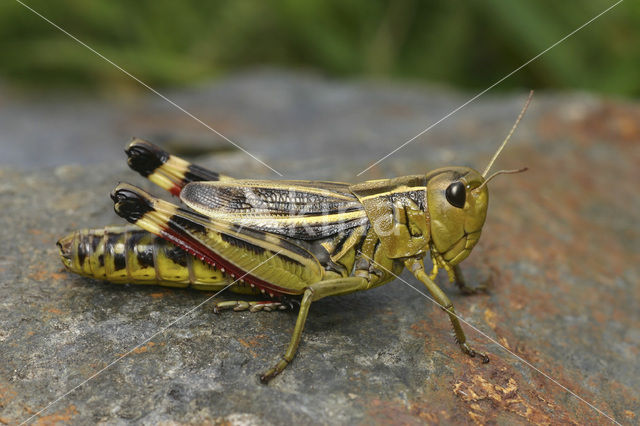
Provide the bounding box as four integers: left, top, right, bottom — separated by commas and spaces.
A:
34, 405, 78, 425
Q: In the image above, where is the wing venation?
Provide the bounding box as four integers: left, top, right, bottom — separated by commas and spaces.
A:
180, 180, 367, 240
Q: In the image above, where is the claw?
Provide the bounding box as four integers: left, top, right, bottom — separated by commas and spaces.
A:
259, 357, 289, 384
458, 282, 488, 295
460, 342, 489, 363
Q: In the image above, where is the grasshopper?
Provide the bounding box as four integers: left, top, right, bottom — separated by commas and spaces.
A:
58, 97, 530, 383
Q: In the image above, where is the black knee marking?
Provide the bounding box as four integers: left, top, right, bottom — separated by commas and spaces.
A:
111, 186, 154, 223
125, 139, 169, 177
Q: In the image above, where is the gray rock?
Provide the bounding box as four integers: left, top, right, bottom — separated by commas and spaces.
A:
0, 70, 638, 425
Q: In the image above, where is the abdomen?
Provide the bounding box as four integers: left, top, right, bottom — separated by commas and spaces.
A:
57, 226, 259, 293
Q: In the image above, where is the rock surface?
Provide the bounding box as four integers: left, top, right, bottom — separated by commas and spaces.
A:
0, 71, 638, 425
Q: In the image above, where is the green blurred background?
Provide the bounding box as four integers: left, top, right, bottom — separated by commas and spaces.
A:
1, 0, 637, 96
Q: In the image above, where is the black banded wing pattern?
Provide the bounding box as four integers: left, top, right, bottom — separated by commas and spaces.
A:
180, 180, 368, 240
111, 183, 325, 294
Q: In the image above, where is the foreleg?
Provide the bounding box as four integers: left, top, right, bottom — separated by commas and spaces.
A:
406, 259, 489, 363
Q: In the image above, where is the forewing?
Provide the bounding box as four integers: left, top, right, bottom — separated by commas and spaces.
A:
180, 180, 368, 240
111, 182, 325, 294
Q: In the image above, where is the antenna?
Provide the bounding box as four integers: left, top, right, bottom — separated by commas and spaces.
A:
482, 90, 534, 178
475, 167, 528, 191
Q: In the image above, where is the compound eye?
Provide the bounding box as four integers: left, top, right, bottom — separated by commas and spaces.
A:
445, 181, 466, 208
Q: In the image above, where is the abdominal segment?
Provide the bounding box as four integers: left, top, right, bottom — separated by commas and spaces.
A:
58, 226, 260, 294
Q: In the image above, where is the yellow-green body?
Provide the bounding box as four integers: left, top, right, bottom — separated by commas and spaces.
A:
60, 169, 488, 297
58, 137, 506, 382
350, 167, 488, 278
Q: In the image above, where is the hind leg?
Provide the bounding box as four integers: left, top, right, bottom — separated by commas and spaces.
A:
213, 300, 294, 313
125, 138, 232, 196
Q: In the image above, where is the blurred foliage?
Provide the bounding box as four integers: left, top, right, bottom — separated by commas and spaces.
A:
0, 0, 638, 96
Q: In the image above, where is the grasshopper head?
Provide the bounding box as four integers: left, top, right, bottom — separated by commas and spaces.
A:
426, 167, 488, 266
425, 91, 533, 266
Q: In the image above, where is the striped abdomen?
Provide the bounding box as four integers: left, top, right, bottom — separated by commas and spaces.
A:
57, 226, 258, 293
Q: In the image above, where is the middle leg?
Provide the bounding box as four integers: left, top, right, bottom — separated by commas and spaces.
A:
259, 276, 369, 383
